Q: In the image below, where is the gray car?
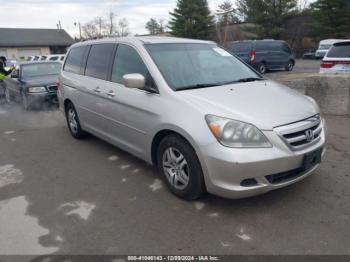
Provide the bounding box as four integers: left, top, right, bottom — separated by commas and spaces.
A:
58, 37, 326, 200
5, 61, 61, 109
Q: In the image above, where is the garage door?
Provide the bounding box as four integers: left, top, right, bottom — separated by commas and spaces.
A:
0, 49, 7, 57
18, 49, 41, 58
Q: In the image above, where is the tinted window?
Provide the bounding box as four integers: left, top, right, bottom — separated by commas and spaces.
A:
49, 56, 59, 61
112, 44, 150, 86
85, 44, 115, 80
254, 42, 270, 52
40, 56, 47, 61
327, 43, 350, 58
230, 43, 251, 53
64, 46, 88, 74
282, 43, 291, 53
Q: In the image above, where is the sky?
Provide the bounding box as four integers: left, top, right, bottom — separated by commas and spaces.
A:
0, 0, 226, 37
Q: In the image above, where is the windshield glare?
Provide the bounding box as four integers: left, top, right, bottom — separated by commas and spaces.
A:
22, 63, 61, 78
146, 43, 260, 90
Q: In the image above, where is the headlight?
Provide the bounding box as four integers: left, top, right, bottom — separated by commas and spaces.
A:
28, 86, 46, 93
205, 115, 272, 148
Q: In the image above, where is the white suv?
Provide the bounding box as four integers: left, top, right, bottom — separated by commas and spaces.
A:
320, 41, 350, 73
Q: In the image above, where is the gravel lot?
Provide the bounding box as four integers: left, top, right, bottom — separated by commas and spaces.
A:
0, 70, 350, 256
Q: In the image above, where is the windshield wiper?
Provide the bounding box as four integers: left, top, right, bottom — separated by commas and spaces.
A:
236, 77, 264, 83
176, 83, 222, 91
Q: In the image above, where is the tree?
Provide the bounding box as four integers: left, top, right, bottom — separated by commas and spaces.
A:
217, 1, 239, 26
81, 12, 131, 39
146, 18, 167, 35
310, 0, 350, 38
237, 0, 298, 39
146, 18, 160, 35
169, 0, 215, 39
117, 18, 131, 37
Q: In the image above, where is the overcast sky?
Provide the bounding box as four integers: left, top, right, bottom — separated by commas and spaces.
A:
0, 0, 227, 37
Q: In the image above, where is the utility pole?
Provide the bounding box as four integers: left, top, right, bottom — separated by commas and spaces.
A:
74, 22, 82, 40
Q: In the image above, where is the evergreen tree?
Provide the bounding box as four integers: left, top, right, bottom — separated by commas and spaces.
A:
310, 0, 350, 38
237, 0, 298, 39
169, 0, 215, 39
217, 1, 239, 26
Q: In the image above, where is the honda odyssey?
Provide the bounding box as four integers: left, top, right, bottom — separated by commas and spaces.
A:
58, 37, 326, 200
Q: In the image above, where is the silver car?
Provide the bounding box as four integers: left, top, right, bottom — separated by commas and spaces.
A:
58, 37, 326, 200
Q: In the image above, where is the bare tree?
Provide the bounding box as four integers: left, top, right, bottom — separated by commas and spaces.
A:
117, 18, 131, 37
82, 21, 98, 39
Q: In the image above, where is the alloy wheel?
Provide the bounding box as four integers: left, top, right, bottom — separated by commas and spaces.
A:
68, 108, 78, 135
162, 147, 190, 190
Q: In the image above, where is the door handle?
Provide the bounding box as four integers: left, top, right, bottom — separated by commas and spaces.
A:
107, 91, 115, 97
93, 87, 101, 93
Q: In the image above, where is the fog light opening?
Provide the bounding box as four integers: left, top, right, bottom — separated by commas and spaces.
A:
240, 178, 258, 187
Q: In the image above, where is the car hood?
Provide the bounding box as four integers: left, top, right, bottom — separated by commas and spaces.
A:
178, 80, 319, 130
22, 75, 59, 86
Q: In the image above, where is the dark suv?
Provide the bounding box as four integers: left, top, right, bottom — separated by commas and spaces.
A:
229, 40, 295, 74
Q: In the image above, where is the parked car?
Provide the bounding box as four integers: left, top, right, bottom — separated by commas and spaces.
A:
315, 39, 344, 59
302, 49, 317, 59
4, 61, 61, 109
320, 41, 350, 74
39, 54, 66, 63
59, 37, 326, 200
229, 40, 295, 74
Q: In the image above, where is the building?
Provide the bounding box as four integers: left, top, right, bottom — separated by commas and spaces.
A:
0, 28, 75, 60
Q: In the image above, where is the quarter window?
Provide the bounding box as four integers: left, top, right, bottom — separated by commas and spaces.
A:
85, 44, 115, 80
112, 44, 151, 86
64, 46, 88, 74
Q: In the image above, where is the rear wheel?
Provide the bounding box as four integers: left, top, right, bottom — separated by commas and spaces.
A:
258, 63, 267, 74
65, 102, 86, 139
157, 134, 205, 200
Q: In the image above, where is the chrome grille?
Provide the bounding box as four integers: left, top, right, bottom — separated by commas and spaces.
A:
274, 115, 322, 150
47, 85, 58, 93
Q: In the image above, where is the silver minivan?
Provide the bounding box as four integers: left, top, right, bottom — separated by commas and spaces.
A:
58, 37, 326, 200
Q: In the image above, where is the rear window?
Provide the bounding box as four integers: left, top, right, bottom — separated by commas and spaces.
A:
85, 44, 115, 80
64, 46, 89, 74
327, 43, 350, 58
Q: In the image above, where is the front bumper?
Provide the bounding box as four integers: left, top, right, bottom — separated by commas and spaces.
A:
26, 92, 58, 106
198, 121, 327, 199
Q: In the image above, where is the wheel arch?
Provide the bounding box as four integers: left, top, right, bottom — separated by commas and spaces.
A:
150, 128, 200, 167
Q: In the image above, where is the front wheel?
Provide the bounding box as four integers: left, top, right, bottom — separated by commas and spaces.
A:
286, 61, 294, 71
65, 102, 86, 139
157, 134, 205, 200
22, 92, 30, 110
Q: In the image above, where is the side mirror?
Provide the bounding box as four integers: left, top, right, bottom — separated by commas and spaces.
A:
123, 73, 145, 89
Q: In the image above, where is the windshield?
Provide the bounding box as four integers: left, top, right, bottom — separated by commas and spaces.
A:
319, 44, 332, 50
146, 43, 261, 91
22, 63, 61, 78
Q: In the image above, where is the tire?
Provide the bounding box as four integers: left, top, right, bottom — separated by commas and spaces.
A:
286, 61, 294, 71
65, 102, 86, 139
258, 63, 267, 74
22, 92, 30, 110
5, 88, 11, 103
157, 134, 205, 200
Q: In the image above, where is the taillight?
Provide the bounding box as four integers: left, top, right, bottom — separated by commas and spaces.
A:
320, 61, 334, 69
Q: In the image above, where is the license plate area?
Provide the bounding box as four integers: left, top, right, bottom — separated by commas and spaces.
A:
302, 148, 323, 171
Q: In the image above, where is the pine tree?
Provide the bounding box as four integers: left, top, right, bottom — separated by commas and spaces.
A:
310, 0, 350, 38
169, 0, 215, 39
237, 0, 298, 39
